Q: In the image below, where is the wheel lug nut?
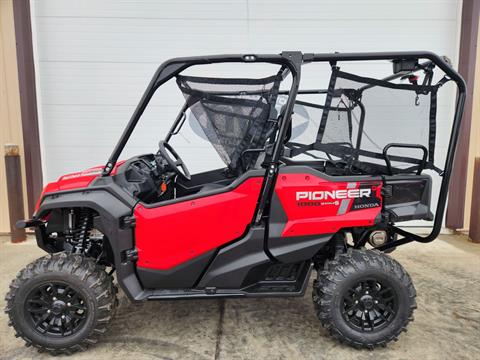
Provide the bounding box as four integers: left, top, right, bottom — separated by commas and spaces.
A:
365, 291, 369, 295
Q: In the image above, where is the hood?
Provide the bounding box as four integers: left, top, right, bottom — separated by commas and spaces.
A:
53, 165, 105, 192
35, 162, 125, 212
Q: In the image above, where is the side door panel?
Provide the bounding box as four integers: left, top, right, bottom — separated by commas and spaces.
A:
268, 166, 382, 261
134, 177, 263, 270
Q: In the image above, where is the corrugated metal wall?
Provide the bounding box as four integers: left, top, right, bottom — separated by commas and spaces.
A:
31, 0, 463, 183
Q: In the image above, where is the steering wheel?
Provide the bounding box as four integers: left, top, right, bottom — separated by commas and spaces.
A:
157, 140, 191, 181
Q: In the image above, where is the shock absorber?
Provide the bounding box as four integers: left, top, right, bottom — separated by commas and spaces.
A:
73, 208, 92, 253
65, 209, 75, 246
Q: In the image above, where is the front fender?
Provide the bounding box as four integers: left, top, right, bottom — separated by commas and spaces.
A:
35, 185, 144, 301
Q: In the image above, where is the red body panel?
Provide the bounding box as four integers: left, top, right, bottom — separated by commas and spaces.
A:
135, 177, 263, 270
56, 167, 103, 190
275, 173, 382, 237
35, 162, 125, 212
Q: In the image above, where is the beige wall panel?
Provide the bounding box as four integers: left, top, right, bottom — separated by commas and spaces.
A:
464, 24, 480, 230
0, 0, 28, 233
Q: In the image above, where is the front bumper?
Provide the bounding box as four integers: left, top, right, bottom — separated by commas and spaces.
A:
16, 218, 44, 229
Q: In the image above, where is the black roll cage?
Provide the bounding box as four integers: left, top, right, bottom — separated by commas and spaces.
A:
101, 51, 466, 251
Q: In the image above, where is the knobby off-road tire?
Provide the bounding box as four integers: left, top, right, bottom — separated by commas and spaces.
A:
313, 248, 416, 348
5, 252, 117, 355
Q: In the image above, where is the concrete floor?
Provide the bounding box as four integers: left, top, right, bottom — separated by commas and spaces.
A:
0, 235, 479, 360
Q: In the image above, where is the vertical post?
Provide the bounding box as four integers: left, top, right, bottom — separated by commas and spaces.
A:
13, 0, 43, 217
446, 0, 480, 229
4, 144, 26, 243
469, 157, 480, 242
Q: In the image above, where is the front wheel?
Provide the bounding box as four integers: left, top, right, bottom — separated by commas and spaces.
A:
313, 249, 416, 348
5, 253, 117, 355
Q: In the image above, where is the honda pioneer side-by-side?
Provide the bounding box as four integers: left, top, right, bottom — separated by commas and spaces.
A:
6, 51, 465, 354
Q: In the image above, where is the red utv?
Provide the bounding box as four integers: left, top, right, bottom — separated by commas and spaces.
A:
5, 51, 465, 354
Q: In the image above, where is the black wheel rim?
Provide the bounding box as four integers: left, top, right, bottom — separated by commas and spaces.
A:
341, 278, 398, 332
24, 281, 88, 337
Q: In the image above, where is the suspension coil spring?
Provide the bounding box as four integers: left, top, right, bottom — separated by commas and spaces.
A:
73, 208, 92, 252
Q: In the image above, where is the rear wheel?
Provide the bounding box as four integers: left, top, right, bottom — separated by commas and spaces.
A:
313, 249, 416, 348
5, 253, 117, 355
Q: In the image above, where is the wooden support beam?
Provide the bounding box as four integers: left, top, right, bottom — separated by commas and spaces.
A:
469, 158, 480, 242
12, 0, 43, 217
446, 0, 480, 229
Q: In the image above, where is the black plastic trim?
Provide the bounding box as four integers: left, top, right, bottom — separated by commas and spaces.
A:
197, 227, 270, 289
137, 250, 215, 289
268, 188, 333, 262
145, 263, 313, 300
269, 234, 333, 263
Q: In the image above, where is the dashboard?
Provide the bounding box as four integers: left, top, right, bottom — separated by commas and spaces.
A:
113, 154, 176, 203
